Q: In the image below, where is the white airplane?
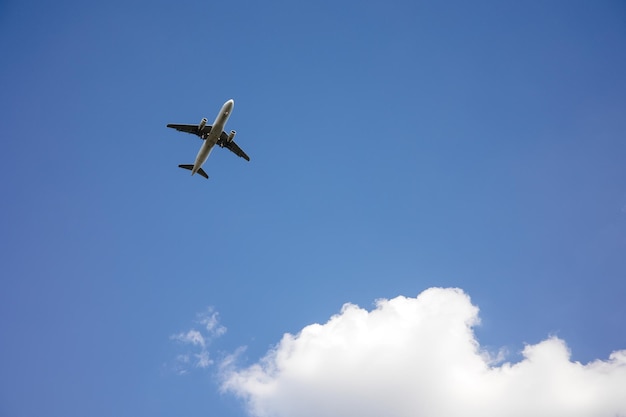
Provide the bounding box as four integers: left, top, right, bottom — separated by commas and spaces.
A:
166, 99, 250, 179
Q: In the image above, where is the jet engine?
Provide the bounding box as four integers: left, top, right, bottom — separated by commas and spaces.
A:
227, 130, 236, 143
198, 118, 208, 131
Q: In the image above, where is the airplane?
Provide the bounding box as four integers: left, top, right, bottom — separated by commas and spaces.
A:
166, 99, 250, 179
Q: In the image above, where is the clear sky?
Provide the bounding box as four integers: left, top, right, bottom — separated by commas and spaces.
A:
1, 1, 625, 416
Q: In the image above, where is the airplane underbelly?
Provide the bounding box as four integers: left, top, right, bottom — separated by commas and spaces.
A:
195, 141, 214, 166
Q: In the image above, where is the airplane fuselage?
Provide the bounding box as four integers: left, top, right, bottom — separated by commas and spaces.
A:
192, 99, 234, 176
167, 98, 248, 179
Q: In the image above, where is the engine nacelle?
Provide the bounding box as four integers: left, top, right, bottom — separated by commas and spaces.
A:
227, 130, 236, 143
198, 118, 208, 131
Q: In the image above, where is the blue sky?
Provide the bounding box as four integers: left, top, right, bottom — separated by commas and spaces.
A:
1, 1, 625, 416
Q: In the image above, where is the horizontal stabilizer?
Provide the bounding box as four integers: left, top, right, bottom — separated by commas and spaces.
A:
196, 168, 209, 179
178, 164, 209, 179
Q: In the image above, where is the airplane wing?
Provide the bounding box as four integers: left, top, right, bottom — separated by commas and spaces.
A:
218, 131, 250, 161
224, 140, 250, 161
166, 124, 212, 138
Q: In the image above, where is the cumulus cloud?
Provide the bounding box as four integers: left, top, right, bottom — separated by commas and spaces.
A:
220, 288, 626, 417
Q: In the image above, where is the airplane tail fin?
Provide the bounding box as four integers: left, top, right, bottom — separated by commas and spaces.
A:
178, 164, 209, 179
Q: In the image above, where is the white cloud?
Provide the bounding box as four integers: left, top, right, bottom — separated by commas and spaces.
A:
195, 350, 213, 369
170, 329, 206, 348
170, 307, 227, 374
220, 288, 626, 417
197, 307, 227, 338
172, 354, 191, 375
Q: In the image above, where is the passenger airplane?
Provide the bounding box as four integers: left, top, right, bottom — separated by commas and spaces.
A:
166, 99, 250, 179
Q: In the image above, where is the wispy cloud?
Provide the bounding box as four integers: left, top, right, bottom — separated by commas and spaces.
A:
220, 288, 626, 417
170, 307, 226, 373
195, 350, 212, 368
170, 329, 206, 348
197, 307, 227, 338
